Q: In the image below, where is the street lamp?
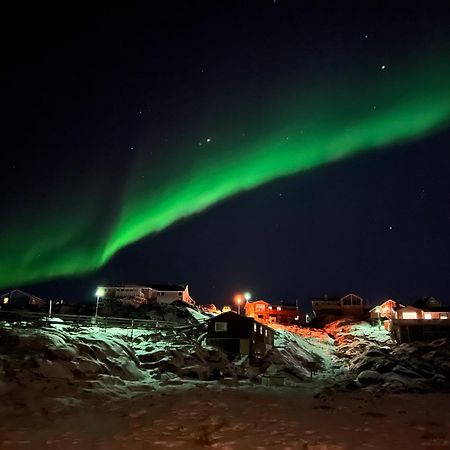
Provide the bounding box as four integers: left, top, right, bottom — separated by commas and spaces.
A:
94, 287, 105, 322
234, 294, 244, 314
234, 292, 251, 315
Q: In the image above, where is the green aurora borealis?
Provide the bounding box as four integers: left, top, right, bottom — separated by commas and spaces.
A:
2, 56, 450, 289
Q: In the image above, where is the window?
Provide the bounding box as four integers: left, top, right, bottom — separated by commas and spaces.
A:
260, 327, 263, 335
2, 297, 9, 304
440, 314, 448, 320
277, 307, 281, 311
215, 322, 228, 332
255, 304, 265, 312
265, 329, 268, 336
402, 312, 417, 319
254, 323, 257, 332
424, 313, 432, 320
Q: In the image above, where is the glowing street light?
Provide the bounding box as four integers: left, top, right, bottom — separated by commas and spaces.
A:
94, 287, 105, 321
234, 294, 244, 315
234, 292, 251, 315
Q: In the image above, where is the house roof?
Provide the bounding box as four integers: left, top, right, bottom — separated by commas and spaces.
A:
396, 304, 450, 313
208, 311, 273, 329
369, 299, 404, 313
412, 297, 441, 308
146, 284, 186, 291
312, 296, 341, 302
421, 306, 450, 312
104, 284, 186, 291
270, 304, 298, 310
1, 289, 46, 303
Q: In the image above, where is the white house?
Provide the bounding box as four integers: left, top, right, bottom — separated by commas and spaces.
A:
98, 284, 195, 305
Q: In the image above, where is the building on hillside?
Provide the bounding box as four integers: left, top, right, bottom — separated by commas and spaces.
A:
244, 300, 270, 322
206, 311, 274, 357
391, 302, 450, 343
412, 296, 442, 309
245, 300, 304, 325
267, 303, 304, 324
312, 293, 365, 318
0, 289, 48, 311
369, 299, 404, 322
98, 284, 195, 305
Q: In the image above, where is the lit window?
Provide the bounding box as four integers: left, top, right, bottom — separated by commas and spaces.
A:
424, 312, 432, 320
254, 323, 257, 332
277, 306, 281, 311
440, 314, 448, 320
260, 327, 263, 334
402, 312, 418, 319
215, 322, 227, 332
265, 329, 268, 336
3, 297, 9, 304
268, 306, 272, 310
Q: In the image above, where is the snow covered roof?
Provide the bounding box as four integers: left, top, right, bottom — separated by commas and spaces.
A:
104, 284, 187, 291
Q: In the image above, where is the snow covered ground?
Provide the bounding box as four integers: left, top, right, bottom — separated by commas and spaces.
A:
1, 317, 450, 448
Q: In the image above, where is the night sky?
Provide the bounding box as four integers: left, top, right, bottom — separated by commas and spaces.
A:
2, 2, 449, 309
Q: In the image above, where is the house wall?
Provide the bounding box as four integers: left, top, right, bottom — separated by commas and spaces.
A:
101, 285, 192, 305
155, 290, 183, 304
0, 291, 47, 311
391, 319, 450, 343
251, 321, 274, 355
207, 313, 274, 356
245, 300, 270, 322
267, 307, 301, 324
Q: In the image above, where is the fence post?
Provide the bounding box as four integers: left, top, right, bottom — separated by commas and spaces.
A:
131, 319, 134, 346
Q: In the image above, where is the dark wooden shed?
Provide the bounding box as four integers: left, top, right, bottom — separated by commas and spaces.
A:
206, 311, 274, 357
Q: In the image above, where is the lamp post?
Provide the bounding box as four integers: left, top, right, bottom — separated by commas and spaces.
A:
234, 292, 251, 315
94, 287, 105, 323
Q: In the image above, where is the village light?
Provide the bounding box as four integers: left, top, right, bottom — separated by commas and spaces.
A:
94, 287, 105, 322
244, 292, 252, 301
234, 293, 244, 315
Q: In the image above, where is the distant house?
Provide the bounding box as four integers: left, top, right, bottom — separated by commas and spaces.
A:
312, 293, 365, 318
245, 300, 304, 325
267, 303, 304, 324
99, 284, 195, 305
369, 299, 404, 321
0, 289, 48, 311
391, 299, 450, 343
412, 296, 442, 309
244, 300, 270, 322
206, 311, 274, 357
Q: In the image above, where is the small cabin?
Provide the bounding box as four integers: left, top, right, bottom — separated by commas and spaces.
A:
0, 289, 48, 312
244, 300, 270, 322
312, 293, 365, 318
206, 311, 274, 357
